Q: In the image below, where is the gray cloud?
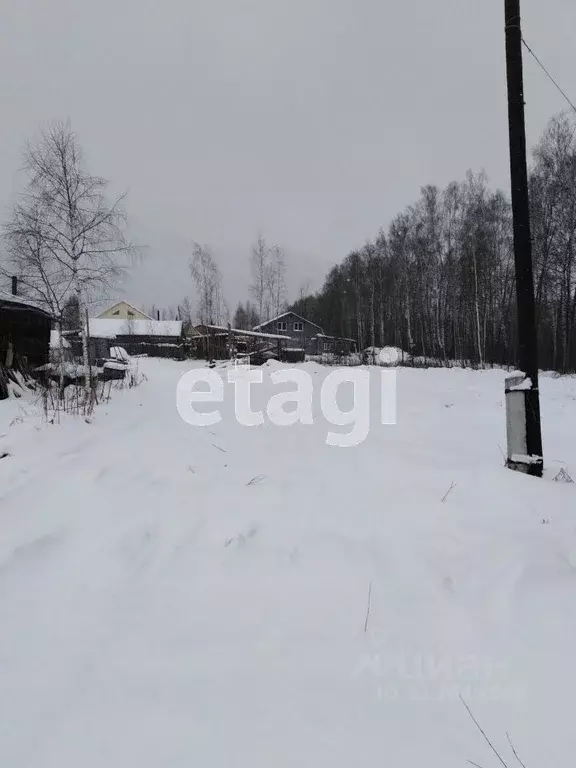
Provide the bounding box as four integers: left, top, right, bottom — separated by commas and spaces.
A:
1, 0, 574, 312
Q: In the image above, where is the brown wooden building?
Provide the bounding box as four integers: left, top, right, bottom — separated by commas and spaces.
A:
192, 324, 292, 360
1, 288, 52, 397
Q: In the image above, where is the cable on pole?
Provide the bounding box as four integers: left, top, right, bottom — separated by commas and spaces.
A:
521, 37, 576, 115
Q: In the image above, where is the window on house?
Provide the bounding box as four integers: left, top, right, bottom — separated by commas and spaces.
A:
113, 310, 120, 315
127, 311, 134, 316
293, 322, 303, 331
277, 321, 287, 331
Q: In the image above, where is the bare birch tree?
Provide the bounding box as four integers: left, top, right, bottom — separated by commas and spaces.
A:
267, 244, 287, 318
177, 296, 195, 334
3, 121, 135, 400
2, 200, 74, 390
250, 235, 270, 322
190, 242, 224, 325
2, 201, 73, 319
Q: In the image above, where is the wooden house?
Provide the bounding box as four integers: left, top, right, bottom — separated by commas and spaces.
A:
254, 312, 356, 357
253, 312, 323, 355
0, 283, 52, 397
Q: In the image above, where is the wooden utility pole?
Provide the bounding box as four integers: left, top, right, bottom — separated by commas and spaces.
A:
504, 0, 543, 477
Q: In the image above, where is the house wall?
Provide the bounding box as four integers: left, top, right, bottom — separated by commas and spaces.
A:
71, 333, 184, 361
98, 302, 150, 320
257, 313, 322, 354
310, 337, 357, 356
70, 336, 111, 362
113, 335, 184, 359
0, 305, 51, 370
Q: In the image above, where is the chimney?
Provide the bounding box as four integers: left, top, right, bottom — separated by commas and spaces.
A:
11, 276, 17, 296
157, 309, 160, 320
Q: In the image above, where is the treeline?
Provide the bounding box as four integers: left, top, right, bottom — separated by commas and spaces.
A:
291, 114, 576, 372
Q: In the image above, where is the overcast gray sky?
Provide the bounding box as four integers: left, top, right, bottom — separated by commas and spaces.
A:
1, 0, 574, 314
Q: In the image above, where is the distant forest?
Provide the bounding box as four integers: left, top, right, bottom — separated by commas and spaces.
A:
290, 114, 576, 373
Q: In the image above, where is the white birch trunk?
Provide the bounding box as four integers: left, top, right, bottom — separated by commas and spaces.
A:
75, 280, 91, 401
472, 252, 484, 368
57, 318, 65, 398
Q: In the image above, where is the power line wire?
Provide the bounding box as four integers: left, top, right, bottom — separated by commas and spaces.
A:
521, 37, 576, 115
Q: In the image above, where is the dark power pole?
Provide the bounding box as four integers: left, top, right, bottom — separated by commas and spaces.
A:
504, 0, 543, 477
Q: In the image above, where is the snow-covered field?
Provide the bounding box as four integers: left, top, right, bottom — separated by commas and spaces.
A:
1, 359, 576, 767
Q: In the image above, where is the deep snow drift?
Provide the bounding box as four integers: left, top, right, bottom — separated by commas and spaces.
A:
1, 359, 576, 767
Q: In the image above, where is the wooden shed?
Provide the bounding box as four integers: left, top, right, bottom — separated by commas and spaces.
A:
0, 288, 52, 397
192, 324, 292, 360
86, 318, 184, 360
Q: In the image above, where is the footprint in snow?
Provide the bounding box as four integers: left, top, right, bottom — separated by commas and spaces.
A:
246, 475, 266, 486
442, 576, 454, 593
225, 526, 258, 548
288, 547, 300, 565
120, 527, 158, 573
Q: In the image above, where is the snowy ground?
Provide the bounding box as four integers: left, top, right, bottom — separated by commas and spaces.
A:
1, 359, 576, 767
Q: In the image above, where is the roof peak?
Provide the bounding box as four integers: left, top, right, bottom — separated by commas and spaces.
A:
100, 300, 153, 320
253, 311, 323, 332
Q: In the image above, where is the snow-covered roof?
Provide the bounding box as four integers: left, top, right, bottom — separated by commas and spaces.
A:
253, 312, 323, 332
197, 324, 292, 340
315, 334, 356, 342
0, 291, 52, 317
98, 301, 153, 320
109, 346, 129, 362
88, 318, 183, 338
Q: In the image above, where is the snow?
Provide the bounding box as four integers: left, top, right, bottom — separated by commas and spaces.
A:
316, 333, 356, 342
378, 346, 406, 365
363, 346, 408, 365
35, 362, 95, 377
102, 360, 128, 371
0, 291, 52, 316
109, 346, 129, 362
505, 372, 534, 392
199, 324, 292, 340
510, 453, 542, 465
1, 360, 576, 766
88, 318, 182, 338
50, 329, 71, 349
508, 377, 533, 391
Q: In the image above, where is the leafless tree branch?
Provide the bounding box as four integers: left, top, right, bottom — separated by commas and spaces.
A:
460, 695, 510, 768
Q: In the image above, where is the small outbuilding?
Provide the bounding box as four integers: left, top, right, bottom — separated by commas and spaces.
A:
0, 283, 52, 397
86, 318, 184, 359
